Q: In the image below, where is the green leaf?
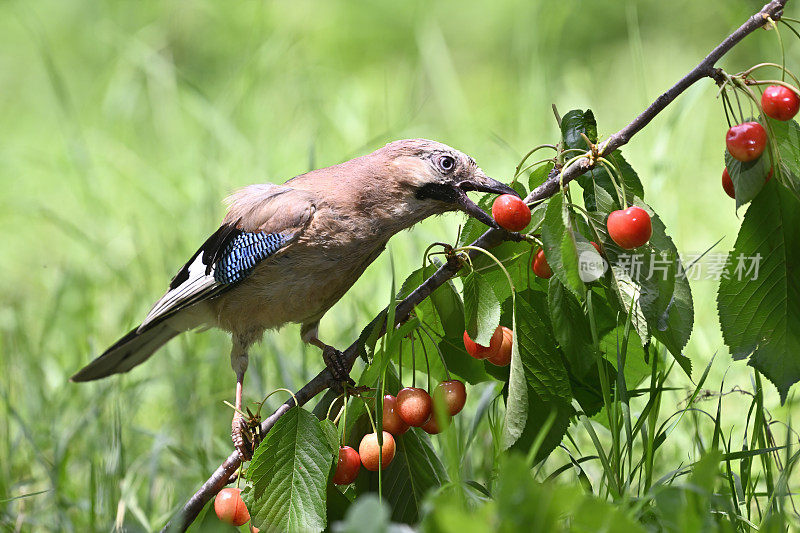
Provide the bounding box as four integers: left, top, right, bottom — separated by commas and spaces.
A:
541, 193, 585, 299
561, 109, 597, 151
548, 277, 598, 378
359, 429, 448, 524
765, 117, 800, 196
503, 291, 572, 451
724, 149, 771, 209
462, 271, 501, 346
579, 151, 644, 213
590, 200, 694, 374
717, 180, 800, 402
509, 386, 572, 461
331, 495, 392, 533
528, 161, 555, 192
515, 293, 572, 405
244, 407, 337, 533
501, 295, 527, 449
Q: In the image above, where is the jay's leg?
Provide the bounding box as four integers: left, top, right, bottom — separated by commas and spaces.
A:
301, 322, 354, 385
230, 337, 254, 460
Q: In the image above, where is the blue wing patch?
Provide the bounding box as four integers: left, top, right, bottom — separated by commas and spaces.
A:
213, 232, 287, 284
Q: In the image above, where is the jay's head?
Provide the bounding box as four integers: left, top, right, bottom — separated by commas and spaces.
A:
374, 138, 519, 229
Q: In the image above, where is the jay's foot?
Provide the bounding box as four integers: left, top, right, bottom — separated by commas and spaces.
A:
232, 412, 253, 461
321, 345, 355, 391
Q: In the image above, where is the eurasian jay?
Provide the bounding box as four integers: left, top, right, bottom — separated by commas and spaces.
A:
71, 138, 516, 456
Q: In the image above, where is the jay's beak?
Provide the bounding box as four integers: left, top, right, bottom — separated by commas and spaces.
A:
454, 175, 520, 229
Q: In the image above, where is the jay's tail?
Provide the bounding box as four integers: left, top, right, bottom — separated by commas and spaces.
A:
71, 321, 180, 382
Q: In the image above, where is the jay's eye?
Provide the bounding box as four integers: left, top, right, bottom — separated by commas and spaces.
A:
437, 155, 455, 172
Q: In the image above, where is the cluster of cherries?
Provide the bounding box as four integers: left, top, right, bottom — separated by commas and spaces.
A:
721, 84, 799, 198
492, 178, 654, 281
332, 378, 468, 485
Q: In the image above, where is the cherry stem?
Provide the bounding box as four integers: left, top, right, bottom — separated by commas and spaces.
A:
326, 392, 345, 421
418, 323, 450, 381
398, 337, 403, 386
418, 330, 432, 394
765, 16, 787, 82
452, 246, 516, 294
746, 79, 800, 98
516, 158, 557, 179
779, 18, 800, 44
514, 144, 559, 179
597, 157, 627, 208
411, 332, 416, 388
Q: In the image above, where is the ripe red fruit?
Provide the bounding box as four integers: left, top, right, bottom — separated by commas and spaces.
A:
359, 431, 396, 471
722, 168, 736, 199
421, 413, 447, 434
761, 85, 800, 121
532, 249, 553, 279
332, 446, 361, 485
381, 394, 409, 435
214, 487, 250, 527
487, 327, 513, 366
396, 387, 433, 427
607, 207, 652, 249
590, 241, 602, 254
433, 380, 467, 416
491, 194, 531, 232
726, 121, 767, 162
463, 327, 504, 359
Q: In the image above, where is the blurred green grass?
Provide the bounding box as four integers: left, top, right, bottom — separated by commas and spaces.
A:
1, 0, 797, 529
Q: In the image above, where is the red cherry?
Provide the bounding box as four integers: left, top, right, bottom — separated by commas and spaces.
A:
487, 327, 513, 366
722, 168, 736, 199
359, 431, 395, 471
214, 487, 251, 527
726, 122, 767, 162
491, 194, 531, 232
433, 380, 467, 416
761, 85, 800, 121
607, 207, 652, 249
396, 387, 433, 427
532, 249, 553, 279
421, 413, 448, 434
590, 241, 603, 254
381, 394, 409, 436
332, 446, 361, 485
463, 327, 503, 359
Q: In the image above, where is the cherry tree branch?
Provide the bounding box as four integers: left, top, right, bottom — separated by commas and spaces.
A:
161, 1, 787, 530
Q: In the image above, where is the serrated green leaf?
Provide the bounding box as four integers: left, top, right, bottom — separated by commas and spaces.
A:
462, 271, 501, 346
765, 117, 800, 196
548, 278, 598, 378
718, 181, 800, 402
589, 200, 694, 374
724, 149, 771, 209
579, 151, 644, 213
515, 294, 572, 404
561, 109, 597, 151
501, 296, 527, 448
509, 386, 571, 461
541, 193, 585, 299
244, 407, 337, 533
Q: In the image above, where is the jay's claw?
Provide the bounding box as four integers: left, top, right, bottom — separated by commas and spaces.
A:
232, 412, 253, 461
321, 345, 354, 391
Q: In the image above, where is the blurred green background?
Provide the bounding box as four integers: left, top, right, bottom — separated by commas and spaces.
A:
1, 0, 796, 530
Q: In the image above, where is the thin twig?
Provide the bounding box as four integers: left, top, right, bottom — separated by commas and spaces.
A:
161, 1, 788, 530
